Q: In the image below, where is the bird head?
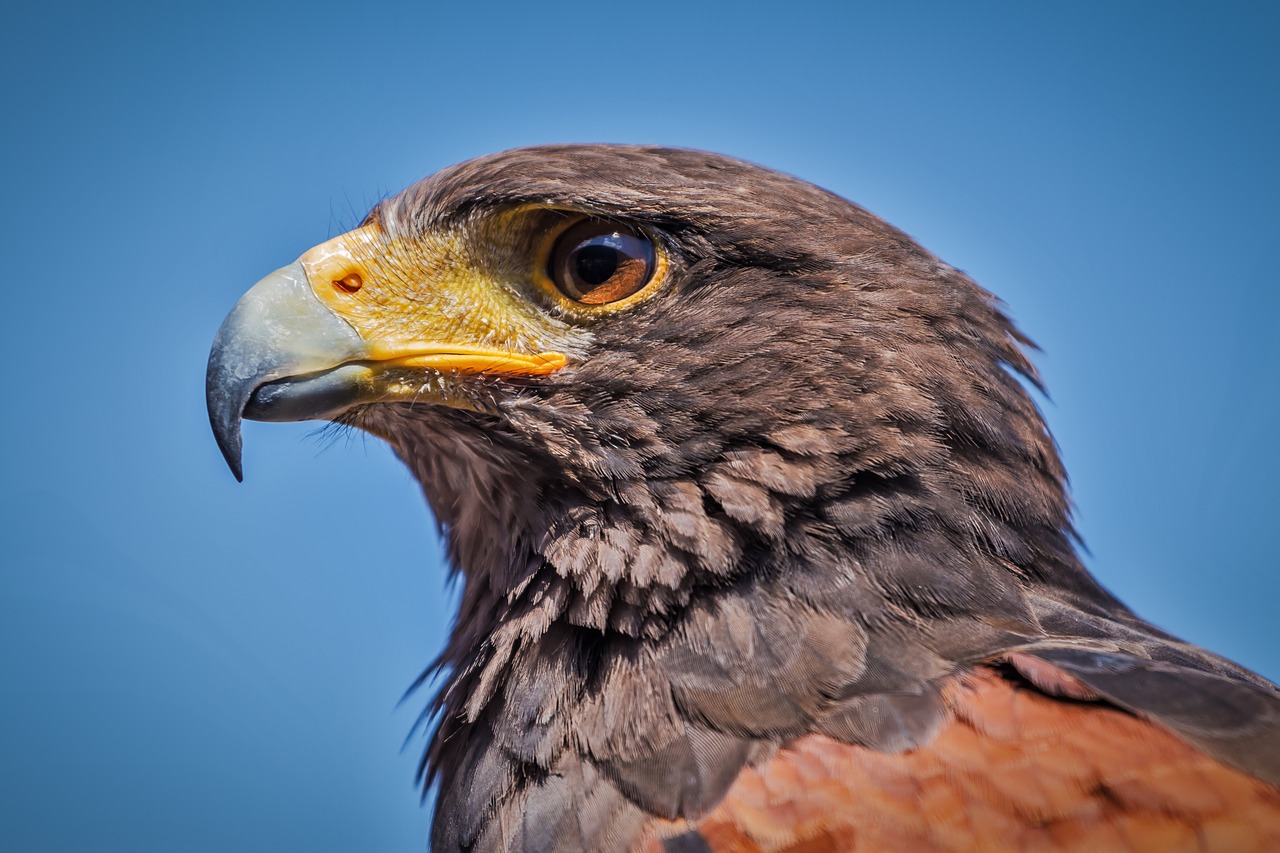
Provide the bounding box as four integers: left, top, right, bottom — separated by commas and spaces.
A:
208, 145, 1080, 638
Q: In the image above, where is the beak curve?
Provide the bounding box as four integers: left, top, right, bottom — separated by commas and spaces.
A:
207, 227, 571, 482
205, 261, 367, 481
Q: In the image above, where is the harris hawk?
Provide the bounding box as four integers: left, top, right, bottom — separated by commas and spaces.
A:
206, 145, 1280, 852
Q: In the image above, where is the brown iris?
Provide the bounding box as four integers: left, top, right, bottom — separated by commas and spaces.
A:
548, 219, 656, 305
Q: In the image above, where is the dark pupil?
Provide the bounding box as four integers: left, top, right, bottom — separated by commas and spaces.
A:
574, 241, 620, 286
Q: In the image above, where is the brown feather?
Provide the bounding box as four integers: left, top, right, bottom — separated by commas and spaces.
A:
640, 665, 1280, 852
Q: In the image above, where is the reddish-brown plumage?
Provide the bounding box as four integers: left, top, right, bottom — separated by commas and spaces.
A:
642, 663, 1280, 852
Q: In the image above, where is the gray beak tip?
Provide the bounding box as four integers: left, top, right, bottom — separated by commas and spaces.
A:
206, 366, 246, 482
217, 429, 245, 483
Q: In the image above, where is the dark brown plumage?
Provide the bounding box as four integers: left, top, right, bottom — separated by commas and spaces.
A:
206, 145, 1280, 851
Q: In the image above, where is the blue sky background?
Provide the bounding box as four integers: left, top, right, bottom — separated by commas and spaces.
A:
2, 2, 1277, 851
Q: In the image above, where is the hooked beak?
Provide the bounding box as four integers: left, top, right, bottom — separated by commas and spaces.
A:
205, 261, 367, 481
206, 227, 567, 481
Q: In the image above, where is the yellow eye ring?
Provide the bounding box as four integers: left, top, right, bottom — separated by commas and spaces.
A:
532, 216, 668, 313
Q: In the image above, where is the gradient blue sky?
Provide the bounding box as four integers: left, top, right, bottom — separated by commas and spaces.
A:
2, 2, 1277, 851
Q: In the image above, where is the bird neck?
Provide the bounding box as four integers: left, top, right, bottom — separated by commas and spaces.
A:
391, 394, 1118, 654
391, 393, 1136, 811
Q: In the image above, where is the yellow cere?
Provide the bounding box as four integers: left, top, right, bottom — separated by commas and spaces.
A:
297, 219, 579, 377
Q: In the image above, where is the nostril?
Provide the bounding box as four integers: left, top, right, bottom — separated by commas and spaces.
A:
334, 273, 363, 294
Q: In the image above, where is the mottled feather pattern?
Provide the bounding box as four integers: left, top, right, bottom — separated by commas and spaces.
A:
336, 146, 1280, 850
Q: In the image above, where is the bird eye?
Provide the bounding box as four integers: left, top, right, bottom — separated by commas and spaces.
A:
547, 219, 656, 305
